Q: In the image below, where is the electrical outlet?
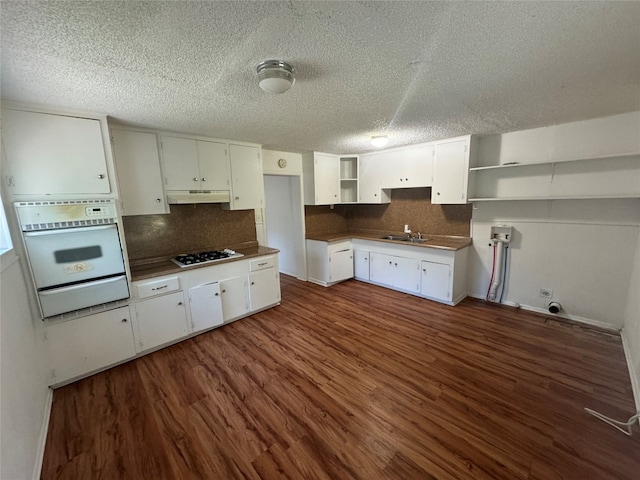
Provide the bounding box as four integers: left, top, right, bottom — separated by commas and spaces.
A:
539, 288, 553, 299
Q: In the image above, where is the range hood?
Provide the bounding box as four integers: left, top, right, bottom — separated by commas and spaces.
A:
166, 190, 231, 204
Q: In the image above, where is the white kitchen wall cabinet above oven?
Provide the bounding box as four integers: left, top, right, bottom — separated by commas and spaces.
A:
160, 135, 231, 192
302, 152, 341, 205
111, 129, 168, 216
1, 108, 112, 196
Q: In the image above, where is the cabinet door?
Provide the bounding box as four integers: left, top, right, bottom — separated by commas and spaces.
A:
249, 268, 281, 311
45, 307, 135, 384
393, 256, 421, 294
314, 153, 340, 204
220, 276, 250, 321
197, 140, 231, 191
188, 283, 224, 333
160, 136, 200, 190
134, 291, 189, 352
421, 260, 451, 301
432, 139, 469, 204
404, 145, 434, 187
378, 151, 406, 189
2, 109, 110, 195
112, 130, 167, 215
353, 249, 370, 280
358, 154, 390, 204
369, 252, 394, 287
229, 144, 264, 210
329, 249, 354, 283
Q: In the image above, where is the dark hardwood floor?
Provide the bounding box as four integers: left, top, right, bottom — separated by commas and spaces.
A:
42, 275, 640, 479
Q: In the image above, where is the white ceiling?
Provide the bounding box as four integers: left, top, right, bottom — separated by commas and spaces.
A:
2, 1, 639, 154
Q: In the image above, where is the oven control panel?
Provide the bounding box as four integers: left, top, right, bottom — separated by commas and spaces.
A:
85, 206, 111, 217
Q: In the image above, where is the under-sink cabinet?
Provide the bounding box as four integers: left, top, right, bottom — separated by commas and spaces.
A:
351, 239, 469, 305
369, 252, 421, 294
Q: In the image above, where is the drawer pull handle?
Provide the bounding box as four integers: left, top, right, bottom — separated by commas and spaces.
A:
151, 285, 168, 291
178, 302, 183, 306
121, 318, 128, 323
258, 262, 268, 267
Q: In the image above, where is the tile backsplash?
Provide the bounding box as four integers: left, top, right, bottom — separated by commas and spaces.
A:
122, 204, 256, 261
305, 188, 471, 237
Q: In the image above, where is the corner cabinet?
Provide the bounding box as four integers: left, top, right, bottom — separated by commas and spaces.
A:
306, 239, 354, 286
2, 109, 111, 195
302, 152, 340, 205
111, 129, 168, 215
432, 136, 475, 204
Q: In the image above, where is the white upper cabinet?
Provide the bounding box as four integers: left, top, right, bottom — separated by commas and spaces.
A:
160, 135, 230, 191
432, 136, 474, 204
2, 109, 110, 195
197, 140, 232, 191
228, 144, 264, 210
379, 144, 434, 189
358, 153, 390, 204
302, 152, 340, 205
111, 129, 167, 216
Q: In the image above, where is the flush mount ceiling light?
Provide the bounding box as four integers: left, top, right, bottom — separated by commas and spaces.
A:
257, 60, 295, 94
370, 135, 389, 148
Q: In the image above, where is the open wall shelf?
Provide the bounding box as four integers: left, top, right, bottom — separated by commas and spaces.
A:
468, 153, 640, 201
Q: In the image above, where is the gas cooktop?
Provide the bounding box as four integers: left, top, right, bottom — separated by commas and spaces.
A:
171, 249, 243, 267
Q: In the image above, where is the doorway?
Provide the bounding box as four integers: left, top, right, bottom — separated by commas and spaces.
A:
264, 175, 306, 279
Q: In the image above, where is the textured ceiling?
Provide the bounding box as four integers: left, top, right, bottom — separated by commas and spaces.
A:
2, 1, 639, 154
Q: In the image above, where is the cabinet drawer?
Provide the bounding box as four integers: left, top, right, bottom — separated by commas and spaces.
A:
249, 257, 274, 272
137, 276, 180, 299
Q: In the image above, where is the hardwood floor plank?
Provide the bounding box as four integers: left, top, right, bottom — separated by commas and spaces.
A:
42, 275, 640, 479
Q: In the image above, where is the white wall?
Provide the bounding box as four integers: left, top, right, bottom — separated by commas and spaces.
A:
623, 233, 640, 411
469, 199, 640, 329
0, 253, 50, 480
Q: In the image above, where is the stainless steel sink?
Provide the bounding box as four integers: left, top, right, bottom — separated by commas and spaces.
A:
381, 235, 429, 243
382, 235, 408, 241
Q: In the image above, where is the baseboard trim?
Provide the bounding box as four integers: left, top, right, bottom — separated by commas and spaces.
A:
621, 329, 640, 412
467, 294, 620, 332
33, 387, 53, 480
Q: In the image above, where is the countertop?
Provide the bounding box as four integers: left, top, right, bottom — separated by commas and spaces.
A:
129, 245, 280, 282
305, 231, 472, 251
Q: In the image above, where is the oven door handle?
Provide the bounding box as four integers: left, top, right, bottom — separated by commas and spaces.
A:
38, 275, 127, 296
23, 225, 117, 237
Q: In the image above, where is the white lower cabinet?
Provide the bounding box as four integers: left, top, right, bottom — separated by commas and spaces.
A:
133, 291, 189, 352
188, 283, 224, 332
45, 307, 136, 385
220, 276, 250, 321
306, 239, 353, 286
352, 239, 468, 305
249, 268, 281, 311
370, 252, 421, 294
421, 260, 452, 303
353, 249, 370, 280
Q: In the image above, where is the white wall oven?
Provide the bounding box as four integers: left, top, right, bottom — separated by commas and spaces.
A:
15, 199, 129, 318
